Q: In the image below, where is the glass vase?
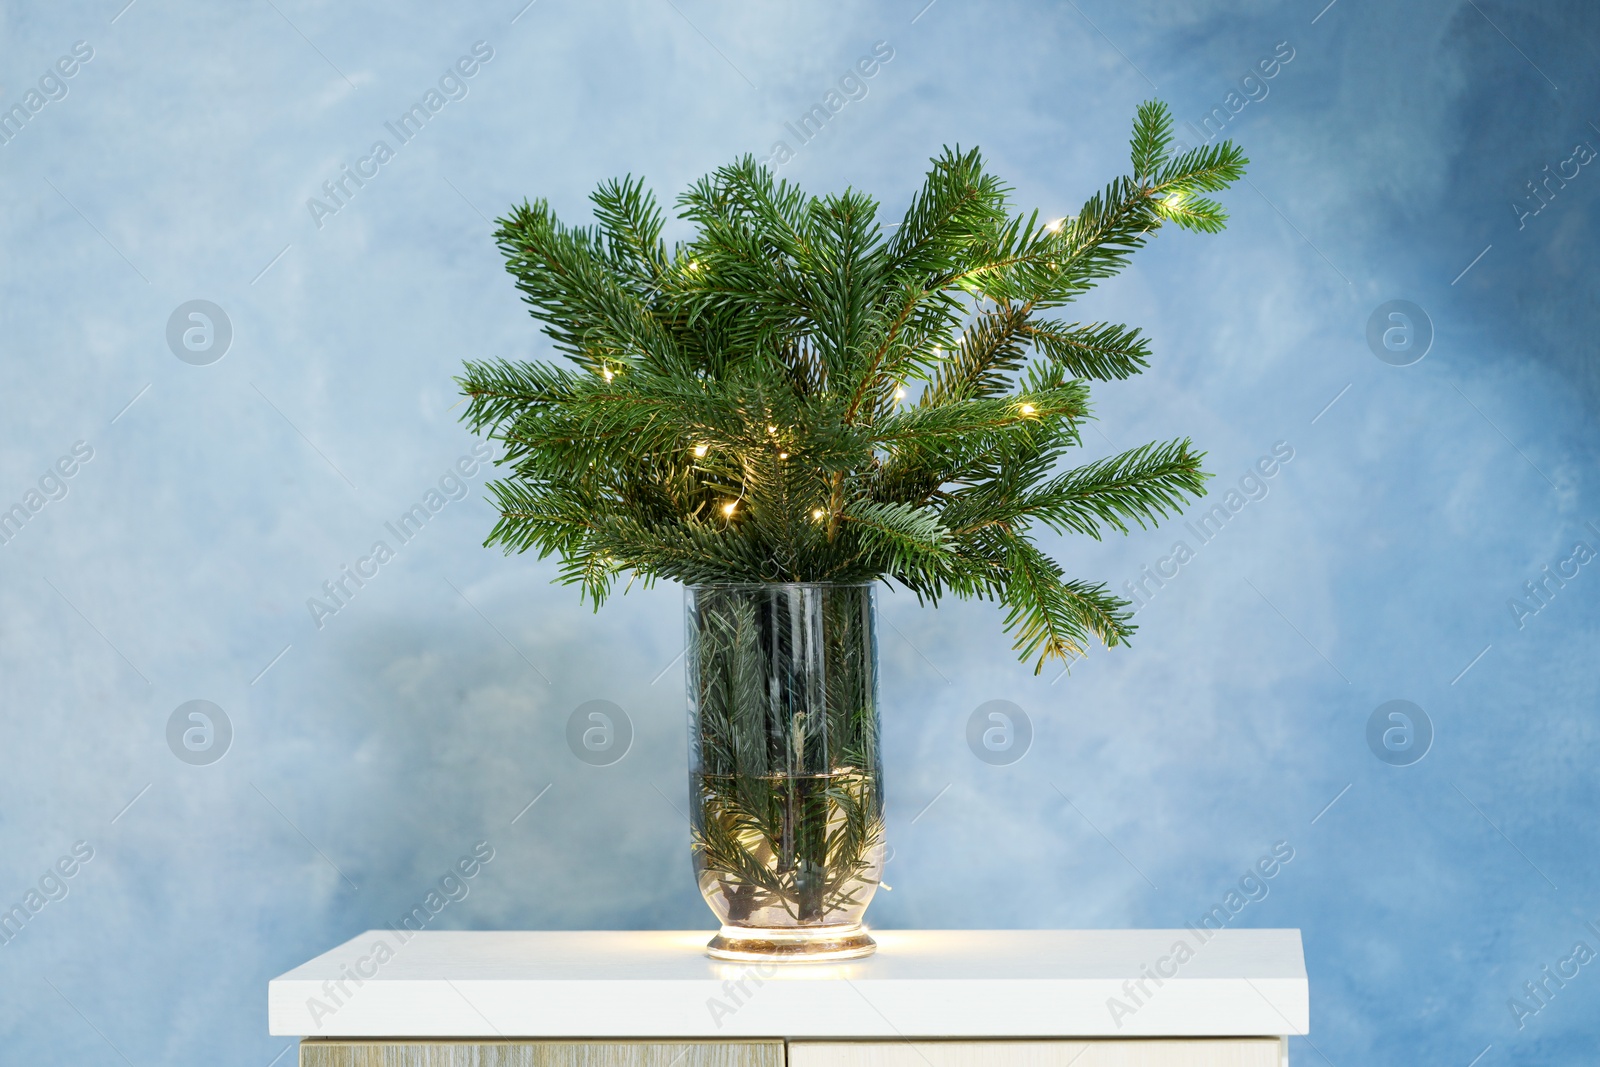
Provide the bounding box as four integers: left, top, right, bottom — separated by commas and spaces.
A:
685, 582, 885, 962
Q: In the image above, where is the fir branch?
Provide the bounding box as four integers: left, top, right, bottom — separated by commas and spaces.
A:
1130, 99, 1175, 182
1023, 320, 1151, 381
590, 175, 668, 280
463, 100, 1244, 667
839, 499, 953, 580
921, 300, 1033, 406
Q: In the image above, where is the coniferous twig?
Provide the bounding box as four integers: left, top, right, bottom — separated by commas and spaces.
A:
461, 100, 1246, 673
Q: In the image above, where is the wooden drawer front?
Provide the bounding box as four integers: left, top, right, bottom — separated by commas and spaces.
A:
787, 1040, 1285, 1067
302, 1042, 786, 1067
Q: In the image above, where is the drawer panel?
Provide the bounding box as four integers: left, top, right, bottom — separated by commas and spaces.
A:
787, 1040, 1284, 1067
302, 1041, 785, 1067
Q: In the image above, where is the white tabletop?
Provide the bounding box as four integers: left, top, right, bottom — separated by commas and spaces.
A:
269, 929, 1308, 1039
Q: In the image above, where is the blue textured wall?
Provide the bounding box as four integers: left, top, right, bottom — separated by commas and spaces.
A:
1, 1, 1596, 1063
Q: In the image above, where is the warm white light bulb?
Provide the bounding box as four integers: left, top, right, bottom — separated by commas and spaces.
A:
812, 508, 825, 520
1046, 218, 1064, 233
894, 386, 907, 400
779, 452, 789, 459
693, 443, 709, 457
723, 502, 737, 515
602, 368, 614, 381
1019, 403, 1036, 415
767, 425, 778, 434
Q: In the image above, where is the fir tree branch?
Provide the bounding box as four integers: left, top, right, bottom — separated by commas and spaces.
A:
1022, 320, 1151, 381
463, 100, 1244, 667
921, 300, 1033, 406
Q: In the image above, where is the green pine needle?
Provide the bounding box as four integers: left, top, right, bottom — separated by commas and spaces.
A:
459, 101, 1246, 671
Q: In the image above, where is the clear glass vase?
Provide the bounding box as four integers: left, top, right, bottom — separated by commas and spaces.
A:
685, 582, 885, 962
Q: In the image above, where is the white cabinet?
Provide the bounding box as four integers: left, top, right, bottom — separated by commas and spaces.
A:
271, 930, 1307, 1066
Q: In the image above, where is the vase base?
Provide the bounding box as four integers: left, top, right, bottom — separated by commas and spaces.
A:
706, 924, 877, 963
